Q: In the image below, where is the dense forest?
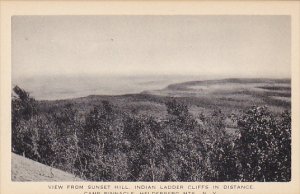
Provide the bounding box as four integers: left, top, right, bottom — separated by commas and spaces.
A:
11, 85, 291, 182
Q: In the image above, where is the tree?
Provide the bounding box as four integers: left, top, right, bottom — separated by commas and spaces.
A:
49, 104, 82, 174
163, 99, 206, 181
236, 106, 291, 181
11, 85, 38, 157
81, 101, 129, 181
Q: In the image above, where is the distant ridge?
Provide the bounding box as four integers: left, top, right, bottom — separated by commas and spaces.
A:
166, 78, 291, 90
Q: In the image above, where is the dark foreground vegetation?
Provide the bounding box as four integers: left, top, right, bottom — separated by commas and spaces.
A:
12, 85, 291, 181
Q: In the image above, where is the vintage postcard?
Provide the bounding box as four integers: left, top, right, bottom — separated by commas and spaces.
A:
1, 1, 300, 194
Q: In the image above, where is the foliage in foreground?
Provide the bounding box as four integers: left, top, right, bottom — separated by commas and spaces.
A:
11, 86, 291, 181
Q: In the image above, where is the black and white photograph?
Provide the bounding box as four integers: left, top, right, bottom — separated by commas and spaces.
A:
11, 15, 291, 183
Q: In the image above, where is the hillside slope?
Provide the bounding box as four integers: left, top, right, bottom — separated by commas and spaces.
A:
11, 153, 83, 181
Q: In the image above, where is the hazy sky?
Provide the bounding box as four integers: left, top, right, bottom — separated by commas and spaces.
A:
12, 16, 291, 79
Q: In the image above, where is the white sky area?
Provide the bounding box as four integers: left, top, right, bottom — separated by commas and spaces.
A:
12, 16, 291, 79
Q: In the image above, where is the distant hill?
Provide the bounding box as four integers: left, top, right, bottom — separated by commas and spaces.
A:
11, 153, 83, 181
145, 78, 290, 96
38, 78, 291, 119
142, 78, 290, 112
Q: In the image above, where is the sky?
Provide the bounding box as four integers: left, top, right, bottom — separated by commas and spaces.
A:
12, 15, 291, 79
